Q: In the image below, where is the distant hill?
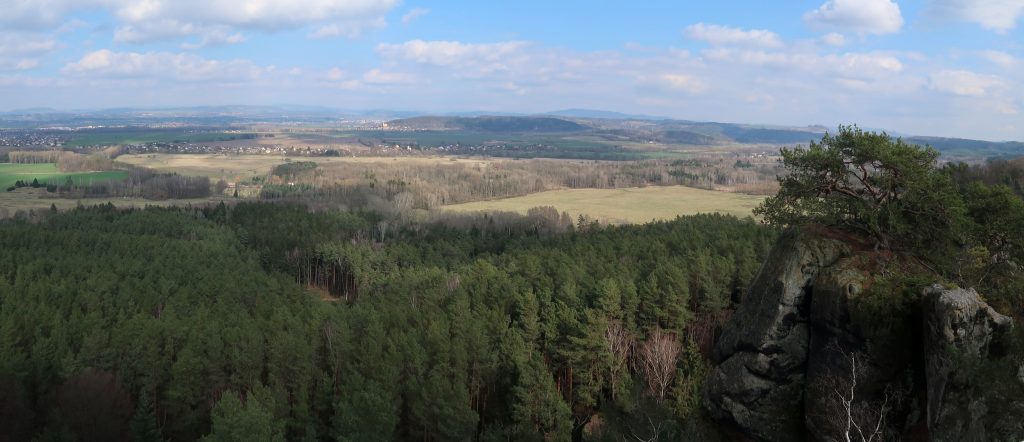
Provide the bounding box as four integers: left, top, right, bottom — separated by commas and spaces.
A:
906, 136, 1024, 158
0, 105, 1018, 159
719, 126, 823, 144
544, 109, 670, 120
655, 129, 717, 145
388, 116, 590, 133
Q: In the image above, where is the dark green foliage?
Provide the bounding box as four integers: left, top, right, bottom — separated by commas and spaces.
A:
131, 392, 163, 442
757, 124, 1024, 319
334, 376, 399, 442
0, 203, 775, 440
202, 389, 284, 442
272, 161, 318, 180
756, 125, 964, 252
955, 183, 1024, 314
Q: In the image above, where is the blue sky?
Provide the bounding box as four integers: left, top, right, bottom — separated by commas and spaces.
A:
0, 0, 1022, 140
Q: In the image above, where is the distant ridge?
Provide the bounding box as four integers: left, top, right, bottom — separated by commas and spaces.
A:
388, 116, 590, 133
544, 108, 670, 120
0, 106, 1019, 156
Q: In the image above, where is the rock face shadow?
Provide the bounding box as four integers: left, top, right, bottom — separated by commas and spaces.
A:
704, 228, 1021, 442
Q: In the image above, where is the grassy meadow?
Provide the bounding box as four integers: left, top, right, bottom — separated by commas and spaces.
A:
0, 163, 128, 189
444, 185, 764, 224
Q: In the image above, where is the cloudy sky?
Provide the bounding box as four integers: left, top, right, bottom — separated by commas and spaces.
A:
1, 0, 1022, 140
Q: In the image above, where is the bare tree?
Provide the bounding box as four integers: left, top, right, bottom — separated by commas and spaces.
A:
636, 328, 681, 400
629, 416, 666, 442
809, 347, 904, 442
605, 320, 634, 399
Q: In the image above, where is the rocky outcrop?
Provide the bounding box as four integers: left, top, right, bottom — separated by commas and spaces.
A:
704, 229, 1022, 442
923, 285, 1013, 442
704, 229, 848, 442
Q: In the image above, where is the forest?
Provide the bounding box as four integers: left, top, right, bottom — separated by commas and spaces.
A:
0, 202, 775, 441
2, 128, 1024, 441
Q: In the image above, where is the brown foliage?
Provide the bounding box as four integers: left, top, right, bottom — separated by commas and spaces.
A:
56, 368, 134, 442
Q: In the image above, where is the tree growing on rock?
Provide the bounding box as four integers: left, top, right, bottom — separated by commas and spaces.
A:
755, 125, 964, 251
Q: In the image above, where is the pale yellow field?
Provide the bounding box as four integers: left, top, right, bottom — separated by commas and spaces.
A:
444, 186, 764, 224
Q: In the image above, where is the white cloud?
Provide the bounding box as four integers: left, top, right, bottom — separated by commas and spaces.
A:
829, 53, 903, 78
2, 0, 398, 41
362, 68, 416, 85
114, 20, 202, 43
0, 33, 57, 58
401, 8, 430, 25
111, 0, 398, 30
114, 20, 246, 48
980, 50, 1018, 68
181, 31, 246, 49
0, 0, 79, 30
702, 48, 903, 81
377, 40, 529, 67
684, 23, 783, 48
327, 67, 345, 81
0, 32, 56, 71
14, 59, 39, 70
820, 32, 847, 46
927, 0, 1024, 33
928, 69, 1003, 96
804, 0, 903, 35
337, 79, 362, 90
63, 49, 266, 81
648, 73, 708, 94
309, 17, 386, 39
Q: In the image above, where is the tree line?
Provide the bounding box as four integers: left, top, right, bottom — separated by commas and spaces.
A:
8, 150, 116, 172
258, 156, 782, 213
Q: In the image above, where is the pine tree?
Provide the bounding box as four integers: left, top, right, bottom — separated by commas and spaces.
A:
131, 392, 163, 442
202, 390, 283, 442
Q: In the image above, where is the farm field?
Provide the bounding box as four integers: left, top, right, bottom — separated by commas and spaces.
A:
0, 163, 127, 189
444, 185, 765, 224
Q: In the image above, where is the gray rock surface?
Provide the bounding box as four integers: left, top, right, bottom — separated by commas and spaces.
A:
705, 229, 848, 442
922, 285, 1014, 442
705, 230, 1021, 442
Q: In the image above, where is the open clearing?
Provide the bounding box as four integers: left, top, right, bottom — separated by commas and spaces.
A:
0, 163, 128, 189
444, 186, 764, 224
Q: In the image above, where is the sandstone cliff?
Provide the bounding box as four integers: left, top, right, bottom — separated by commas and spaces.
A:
704, 228, 1023, 441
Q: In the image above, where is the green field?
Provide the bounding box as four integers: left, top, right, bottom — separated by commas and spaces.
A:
0, 163, 128, 189
444, 185, 764, 224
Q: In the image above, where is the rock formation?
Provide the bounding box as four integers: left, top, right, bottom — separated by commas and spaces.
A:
704, 228, 1023, 441
923, 285, 1014, 442
704, 229, 848, 442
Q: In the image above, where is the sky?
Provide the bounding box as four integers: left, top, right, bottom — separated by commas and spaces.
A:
0, 0, 1022, 140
